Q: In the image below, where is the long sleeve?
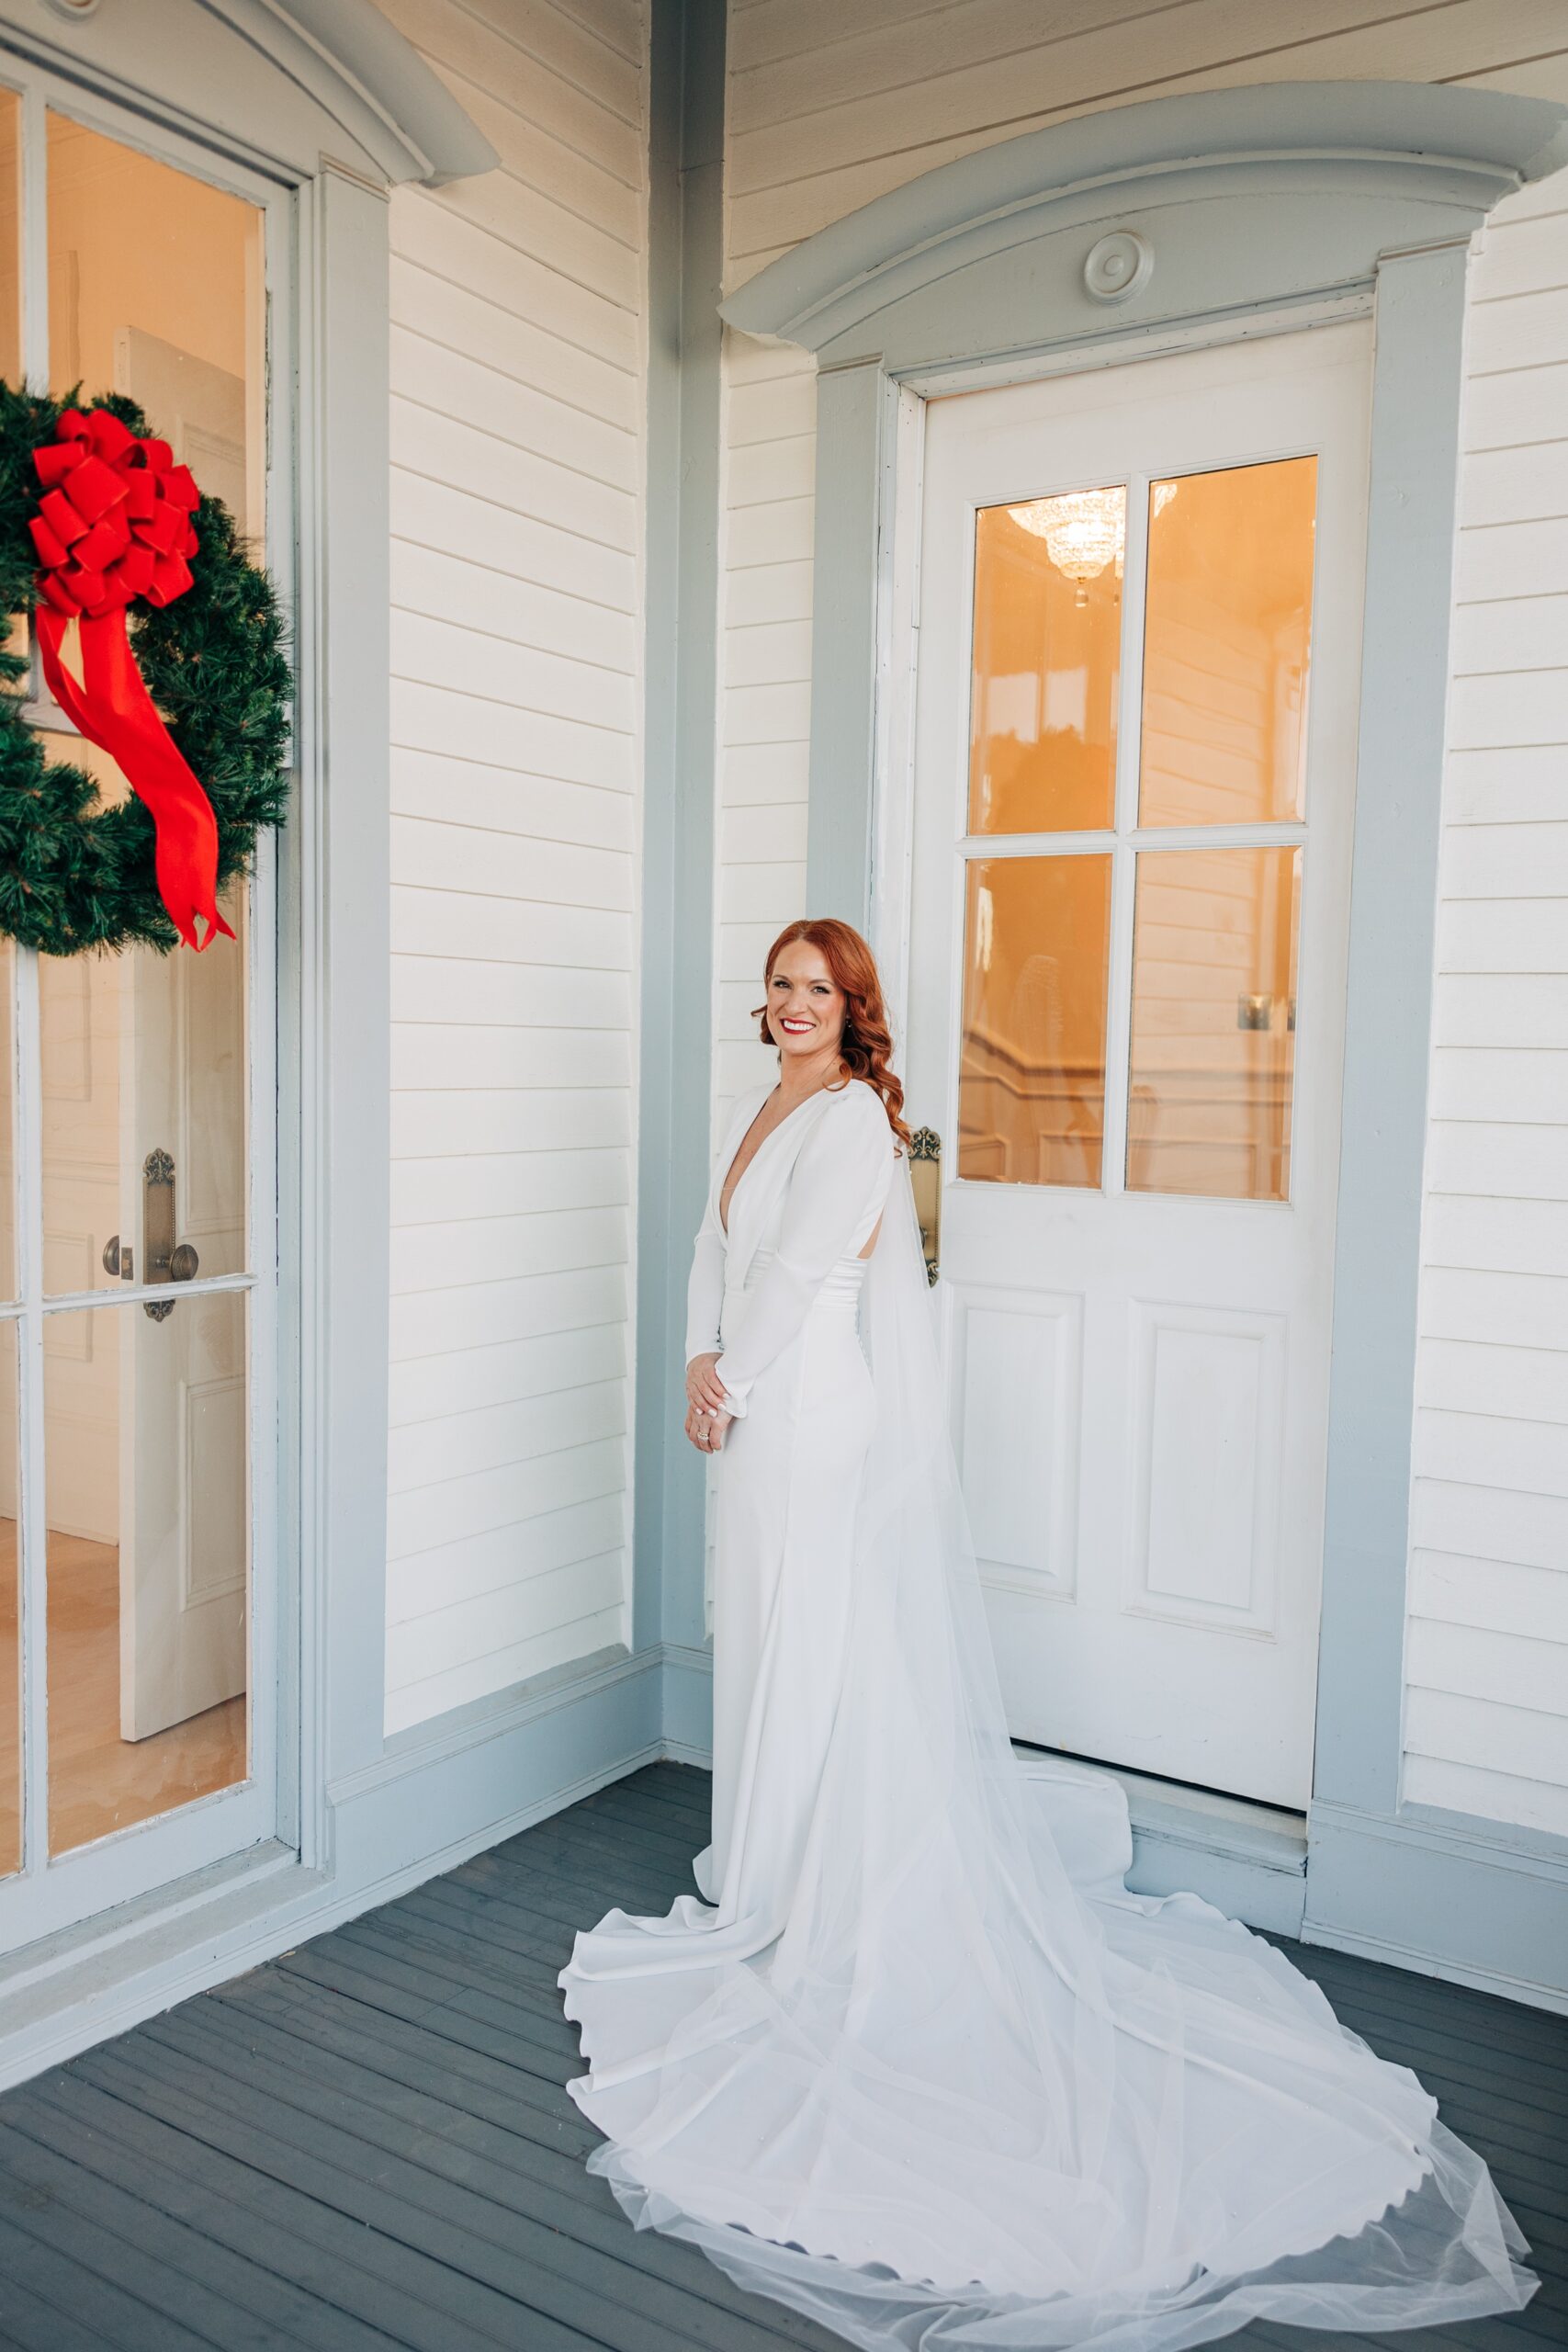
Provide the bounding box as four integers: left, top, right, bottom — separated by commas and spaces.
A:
716, 1086, 893, 1417
685, 1187, 727, 1368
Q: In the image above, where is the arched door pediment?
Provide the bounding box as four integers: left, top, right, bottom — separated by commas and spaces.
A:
723, 81, 1568, 374
1, 0, 496, 187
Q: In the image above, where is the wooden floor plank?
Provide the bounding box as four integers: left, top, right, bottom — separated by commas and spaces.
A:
0, 2206, 218, 2352
2, 1759, 1562, 2352
122, 2004, 729, 2352
177, 1989, 835, 2352
0, 2113, 369, 2352
0, 2268, 119, 2352
22, 2069, 494, 2352
62, 2046, 602, 2352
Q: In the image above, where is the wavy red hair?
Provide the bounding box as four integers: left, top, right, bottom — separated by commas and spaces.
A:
755, 918, 910, 1147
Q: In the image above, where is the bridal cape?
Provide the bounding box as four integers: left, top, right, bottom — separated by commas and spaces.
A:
560, 1080, 1536, 2352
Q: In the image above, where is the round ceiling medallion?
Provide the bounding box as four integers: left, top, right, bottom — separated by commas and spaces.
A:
1083, 229, 1153, 305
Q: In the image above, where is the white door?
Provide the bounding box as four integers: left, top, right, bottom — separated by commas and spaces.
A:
904, 326, 1371, 1809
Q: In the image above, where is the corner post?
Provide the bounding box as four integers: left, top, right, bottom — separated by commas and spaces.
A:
806, 357, 897, 927
1310, 241, 1470, 1832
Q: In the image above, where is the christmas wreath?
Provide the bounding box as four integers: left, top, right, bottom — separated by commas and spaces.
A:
0, 381, 290, 956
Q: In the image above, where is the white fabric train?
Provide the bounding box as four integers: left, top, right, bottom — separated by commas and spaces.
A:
560, 1078, 1536, 2352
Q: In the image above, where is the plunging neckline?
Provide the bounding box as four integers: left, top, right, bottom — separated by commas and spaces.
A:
719, 1084, 830, 1237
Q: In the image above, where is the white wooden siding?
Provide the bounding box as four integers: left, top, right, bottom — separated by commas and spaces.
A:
380, 0, 647, 1736
714, 2, 1568, 1828
1403, 175, 1568, 1838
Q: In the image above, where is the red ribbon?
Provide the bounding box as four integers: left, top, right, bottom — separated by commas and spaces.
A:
29, 407, 231, 950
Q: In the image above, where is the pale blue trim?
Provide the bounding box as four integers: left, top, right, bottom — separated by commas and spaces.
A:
1312, 244, 1469, 1822
1307, 1800, 1568, 2011
211, 0, 499, 185
723, 81, 1567, 355
806, 361, 894, 923
637, 0, 726, 1674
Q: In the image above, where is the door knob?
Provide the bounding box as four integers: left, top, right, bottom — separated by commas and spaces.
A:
909, 1126, 942, 1288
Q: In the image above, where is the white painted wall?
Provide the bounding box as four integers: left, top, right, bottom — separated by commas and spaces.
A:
378, 0, 647, 1736
712, 2, 1568, 1831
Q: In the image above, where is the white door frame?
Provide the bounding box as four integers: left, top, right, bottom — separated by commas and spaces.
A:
0, 0, 419, 1962
718, 81, 1568, 1958
0, 58, 284, 1947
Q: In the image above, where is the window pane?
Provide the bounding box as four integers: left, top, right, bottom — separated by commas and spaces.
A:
1126, 846, 1300, 1202
0, 939, 13, 1303
0, 87, 18, 386
959, 854, 1112, 1187
969, 491, 1122, 834
39, 803, 248, 1297
47, 1291, 248, 1855
48, 113, 264, 538
1138, 459, 1316, 827
0, 1324, 17, 1878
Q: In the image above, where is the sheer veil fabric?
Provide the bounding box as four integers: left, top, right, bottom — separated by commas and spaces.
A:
559, 1081, 1536, 2352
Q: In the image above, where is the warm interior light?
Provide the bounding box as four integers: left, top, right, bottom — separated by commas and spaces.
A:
1008, 481, 1179, 600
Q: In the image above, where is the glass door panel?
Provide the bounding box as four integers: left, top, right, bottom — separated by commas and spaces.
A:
0, 87, 17, 383
45, 1294, 248, 1854
0, 1326, 17, 1879
958, 455, 1317, 1205
1126, 845, 1300, 1201
40, 880, 250, 1301
1139, 458, 1316, 827
47, 114, 264, 539
0, 75, 277, 1946
969, 492, 1122, 833
959, 855, 1111, 1186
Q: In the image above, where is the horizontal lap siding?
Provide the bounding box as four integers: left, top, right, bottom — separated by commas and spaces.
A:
1404, 185, 1568, 1838
380, 0, 647, 1736
716, 3, 1568, 1829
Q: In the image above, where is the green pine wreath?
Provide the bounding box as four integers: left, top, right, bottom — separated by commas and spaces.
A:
0, 380, 290, 956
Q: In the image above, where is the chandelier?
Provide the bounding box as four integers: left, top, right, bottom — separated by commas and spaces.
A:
1006, 481, 1179, 599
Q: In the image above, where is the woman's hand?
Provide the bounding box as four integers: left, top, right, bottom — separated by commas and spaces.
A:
685, 1351, 730, 1417
685, 1402, 733, 1454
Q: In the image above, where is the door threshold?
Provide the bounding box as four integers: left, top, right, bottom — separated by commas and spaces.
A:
1013, 1742, 1309, 1934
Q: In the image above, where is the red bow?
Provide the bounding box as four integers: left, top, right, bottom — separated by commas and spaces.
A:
29, 407, 232, 949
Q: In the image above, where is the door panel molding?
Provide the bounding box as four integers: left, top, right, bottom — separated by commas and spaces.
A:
951, 1282, 1082, 1600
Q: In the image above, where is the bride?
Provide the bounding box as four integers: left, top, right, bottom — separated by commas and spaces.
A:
559, 918, 1536, 2351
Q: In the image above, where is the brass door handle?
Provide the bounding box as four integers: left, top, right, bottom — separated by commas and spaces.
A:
909, 1126, 942, 1288
142, 1148, 199, 1320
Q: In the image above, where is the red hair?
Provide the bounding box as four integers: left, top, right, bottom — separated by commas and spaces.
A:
755, 918, 910, 1147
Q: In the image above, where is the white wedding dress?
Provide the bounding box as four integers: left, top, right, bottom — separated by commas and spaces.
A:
560, 1078, 1536, 2352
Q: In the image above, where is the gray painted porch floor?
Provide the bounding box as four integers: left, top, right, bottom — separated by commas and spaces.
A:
0, 1760, 1562, 2352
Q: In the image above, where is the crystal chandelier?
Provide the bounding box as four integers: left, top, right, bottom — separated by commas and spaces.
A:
1006, 481, 1179, 601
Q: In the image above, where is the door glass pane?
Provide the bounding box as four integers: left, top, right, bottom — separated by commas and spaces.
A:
969, 491, 1122, 834
39, 825, 248, 1299
47, 112, 264, 538
1126, 845, 1301, 1202
0, 939, 13, 1303
1138, 458, 1316, 828
0, 94, 22, 722
46, 1291, 248, 1854
0, 86, 19, 386
959, 854, 1112, 1187
0, 1324, 18, 1878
